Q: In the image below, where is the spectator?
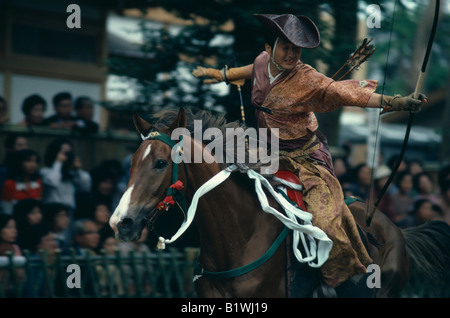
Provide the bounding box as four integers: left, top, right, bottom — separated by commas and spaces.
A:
69, 218, 99, 256
0, 96, 8, 124
41, 138, 91, 211
98, 226, 118, 255
437, 180, 450, 225
96, 226, 124, 296
42, 92, 77, 130
117, 226, 151, 257
21, 223, 58, 297
76, 159, 126, 217
389, 170, 414, 224
347, 163, 372, 201
0, 214, 24, 296
7, 133, 28, 151
0, 214, 21, 256
431, 204, 446, 224
20, 223, 57, 255
93, 202, 111, 232
333, 157, 350, 185
19, 94, 47, 127
43, 202, 71, 251
0, 133, 29, 189
13, 199, 43, 246
0, 149, 43, 215
90, 160, 125, 211
372, 165, 394, 220
117, 227, 152, 295
407, 159, 424, 177
387, 155, 408, 175
413, 172, 439, 204
397, 199, 440, 228
77, 199, 111, 232
438, 164, 450, 194
73, 96, 99, 134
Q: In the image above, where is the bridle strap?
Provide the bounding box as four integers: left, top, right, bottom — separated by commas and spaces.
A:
140, 131, 188, 216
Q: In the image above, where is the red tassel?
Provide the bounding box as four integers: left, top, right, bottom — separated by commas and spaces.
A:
156, 201, 166, 211
157, 195, 175, 211
170, 180, 184, 190
163, 195, 175, 205
156, 182, 182, 212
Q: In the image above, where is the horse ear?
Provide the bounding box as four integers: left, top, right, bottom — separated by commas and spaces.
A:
168, 107, 186, 133
133, 112, 152, 136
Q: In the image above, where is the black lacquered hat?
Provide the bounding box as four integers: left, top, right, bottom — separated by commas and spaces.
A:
254, 13, 320, 48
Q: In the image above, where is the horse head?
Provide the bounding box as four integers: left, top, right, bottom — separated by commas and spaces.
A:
110, 108, 186, 241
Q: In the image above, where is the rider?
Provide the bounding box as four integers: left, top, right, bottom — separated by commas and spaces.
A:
192, 13, 426, 289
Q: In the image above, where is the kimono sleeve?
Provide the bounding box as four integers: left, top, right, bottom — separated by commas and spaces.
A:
320, 78, 378, 112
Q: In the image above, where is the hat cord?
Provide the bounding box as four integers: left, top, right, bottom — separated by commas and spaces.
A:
270, 37, 287, 73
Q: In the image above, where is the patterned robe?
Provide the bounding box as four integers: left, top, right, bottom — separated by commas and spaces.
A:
252, 51, 376, 287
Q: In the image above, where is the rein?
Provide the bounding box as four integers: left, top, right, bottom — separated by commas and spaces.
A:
193, 226, 290, 280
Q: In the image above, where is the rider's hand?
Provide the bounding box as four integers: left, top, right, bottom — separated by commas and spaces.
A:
192, 66, 223, 84
380, 93, 428, 114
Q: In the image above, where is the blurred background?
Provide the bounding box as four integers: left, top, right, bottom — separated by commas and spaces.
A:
0, 0, 449, 168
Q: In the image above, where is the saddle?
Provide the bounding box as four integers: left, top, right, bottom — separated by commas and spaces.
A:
273, 170, 306, 210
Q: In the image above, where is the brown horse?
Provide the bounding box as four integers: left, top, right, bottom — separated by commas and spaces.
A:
110, 107, 450, 298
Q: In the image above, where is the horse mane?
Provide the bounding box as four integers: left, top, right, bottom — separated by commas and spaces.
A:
401, 220, 450, 296
148, 107, 264, 170
150, 107, 233, 135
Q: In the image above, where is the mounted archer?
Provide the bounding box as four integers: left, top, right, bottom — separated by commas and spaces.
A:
193, 13, 427, 289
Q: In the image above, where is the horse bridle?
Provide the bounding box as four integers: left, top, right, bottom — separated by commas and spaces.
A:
140, 131, 188, 230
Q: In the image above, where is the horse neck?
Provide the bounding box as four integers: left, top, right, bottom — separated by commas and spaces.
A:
182, 162, 282, 271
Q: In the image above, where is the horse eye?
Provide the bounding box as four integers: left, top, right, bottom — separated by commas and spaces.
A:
154, 159, 168, 170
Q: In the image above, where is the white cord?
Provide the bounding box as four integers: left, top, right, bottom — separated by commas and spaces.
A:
157, 164, 332, 268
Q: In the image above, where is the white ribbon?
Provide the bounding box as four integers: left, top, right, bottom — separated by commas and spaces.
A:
158, 165, 236, 246
157, 164, 332, 268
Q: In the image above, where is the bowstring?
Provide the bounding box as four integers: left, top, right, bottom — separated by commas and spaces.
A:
367, 0, 398, 220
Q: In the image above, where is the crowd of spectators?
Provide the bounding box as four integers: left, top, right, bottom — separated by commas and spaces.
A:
0, 134, 132, 259
334, 155, 450, 228
0, 92, 139, 263
0, 92, 98, 133
0, 91, 143, 296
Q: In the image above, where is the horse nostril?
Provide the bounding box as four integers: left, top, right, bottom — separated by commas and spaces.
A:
118, 218, 133, 235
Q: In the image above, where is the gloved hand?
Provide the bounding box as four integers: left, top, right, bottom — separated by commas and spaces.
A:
192, 65, 250, 86
192, 66, 223, 84
380, 93, 428, 114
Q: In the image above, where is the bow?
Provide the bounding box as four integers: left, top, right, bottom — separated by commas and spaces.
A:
366, 0, 440, 226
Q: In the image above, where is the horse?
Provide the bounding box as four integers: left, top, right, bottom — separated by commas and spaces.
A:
109, 107, 450, 298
